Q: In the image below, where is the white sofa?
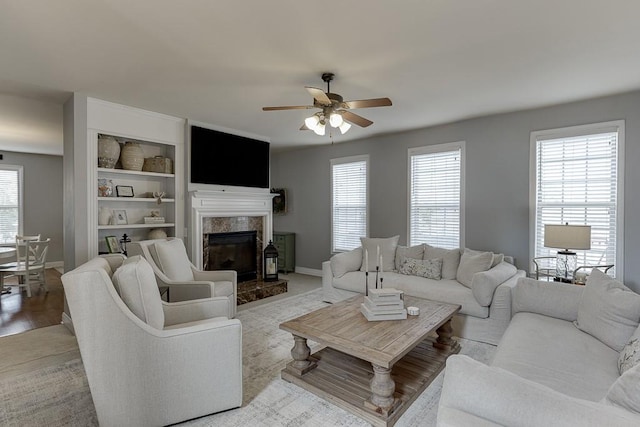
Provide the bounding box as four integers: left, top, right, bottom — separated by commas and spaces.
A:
438, 272, 640, 426
62, 254, 242, 427
323, 239, 525, 345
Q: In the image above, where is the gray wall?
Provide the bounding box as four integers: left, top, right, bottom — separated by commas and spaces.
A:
272, 90, 640, 291
0, 150, 63, 264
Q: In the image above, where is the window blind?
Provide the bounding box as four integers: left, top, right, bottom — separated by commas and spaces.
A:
534, 131, 619, 273
409, 146, 462, 249
332, 158, 367, 252
0, 168, 20, 244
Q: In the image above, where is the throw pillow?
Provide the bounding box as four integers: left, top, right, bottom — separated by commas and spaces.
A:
330, 247, 362, 278
112, 256, 164, 329
395, 244, 425, 271
423, 245, 461, 280
456, 248, 493, 288
491, 253, 504, 268
399, 258, 442, 280
154, 238, 195, 281
360, 236, 399, 272
619, 325, 640, 375
574, 269, 640, 351
465, 248, 503, 268
603, 362, 640, 414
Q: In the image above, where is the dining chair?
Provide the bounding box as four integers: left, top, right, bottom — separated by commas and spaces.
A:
0, 238, 50, 297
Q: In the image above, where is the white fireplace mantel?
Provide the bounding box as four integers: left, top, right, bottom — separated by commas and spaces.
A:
190, 190, 276, 269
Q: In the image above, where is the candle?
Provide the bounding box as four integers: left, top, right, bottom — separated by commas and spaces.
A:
379, 255, 383, 274
364, 249, 369, 272
376, 246, 380, 268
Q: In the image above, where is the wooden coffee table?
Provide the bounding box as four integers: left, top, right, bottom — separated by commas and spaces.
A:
280, 294, 461, 426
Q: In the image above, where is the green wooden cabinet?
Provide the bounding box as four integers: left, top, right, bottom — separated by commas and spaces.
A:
273, 231, 295, 273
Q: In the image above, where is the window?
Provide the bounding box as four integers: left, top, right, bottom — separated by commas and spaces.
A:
331, 155, 368, 252
0, 165, 23, 245
409, 142, 465, 249
531, 121, 624, 277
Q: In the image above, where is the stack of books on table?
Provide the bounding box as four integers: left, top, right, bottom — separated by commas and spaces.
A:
360, 288, 407, 321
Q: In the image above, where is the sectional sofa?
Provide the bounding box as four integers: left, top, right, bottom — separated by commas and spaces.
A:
322, 236, 525, 345
438, 271, 640, 426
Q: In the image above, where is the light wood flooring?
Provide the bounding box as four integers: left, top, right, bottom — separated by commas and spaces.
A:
0, 272, 322, 379
0, 269, 65, 338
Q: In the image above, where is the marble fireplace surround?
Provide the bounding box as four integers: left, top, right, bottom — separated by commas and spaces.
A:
190, 190, 275, 271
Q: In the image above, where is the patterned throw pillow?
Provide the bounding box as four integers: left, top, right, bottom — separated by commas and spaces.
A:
399, 258, 442, 280
619, 329, 640, 374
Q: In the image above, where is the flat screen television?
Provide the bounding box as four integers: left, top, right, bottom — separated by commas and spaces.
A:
190, 125, 270, 189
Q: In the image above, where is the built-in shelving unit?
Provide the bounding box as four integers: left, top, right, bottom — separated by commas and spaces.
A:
96, 134, 180, 254
98, 224, 177, 230
76, 97, 185, 259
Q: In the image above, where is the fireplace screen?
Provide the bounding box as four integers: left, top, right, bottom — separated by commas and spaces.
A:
207, 231, 258, 282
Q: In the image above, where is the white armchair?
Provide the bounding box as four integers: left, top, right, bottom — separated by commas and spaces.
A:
62, 255, 242, 427
128, 237, 237, 317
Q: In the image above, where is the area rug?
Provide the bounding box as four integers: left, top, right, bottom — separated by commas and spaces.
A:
0, 289, 496, 426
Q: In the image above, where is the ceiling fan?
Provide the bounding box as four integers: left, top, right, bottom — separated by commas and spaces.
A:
262, 72, 392, 136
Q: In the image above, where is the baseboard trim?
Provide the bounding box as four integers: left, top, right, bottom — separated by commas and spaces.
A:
294, 266, 322, 277
46, 261, 64, 269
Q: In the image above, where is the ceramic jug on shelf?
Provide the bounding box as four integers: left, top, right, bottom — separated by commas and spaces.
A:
98, 207, 112, 225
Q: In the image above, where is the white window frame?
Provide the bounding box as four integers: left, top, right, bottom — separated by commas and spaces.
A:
407, 141, 465, 249
0, 164, 24, 246
330, 154, 369, 253
529, 120, 625, 279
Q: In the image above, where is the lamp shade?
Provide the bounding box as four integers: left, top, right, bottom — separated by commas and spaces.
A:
544, 224, 591, 250
338, 121, 351, 134
304, 115, 320, 129
329, 112, 344, 127
313, 122, 325, 136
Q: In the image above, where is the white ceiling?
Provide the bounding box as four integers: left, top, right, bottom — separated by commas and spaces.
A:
1, 0, 640, 155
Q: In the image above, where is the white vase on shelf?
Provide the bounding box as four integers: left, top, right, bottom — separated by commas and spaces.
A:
98, 207, 112, 225
120, 142, 144, 171
148, 229, 168, 240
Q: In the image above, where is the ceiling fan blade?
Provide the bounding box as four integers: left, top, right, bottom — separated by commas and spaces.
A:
262, 105, 315, 111
305, 86, 331, 105
343, 98, 392, 109
341, 110, 373, 128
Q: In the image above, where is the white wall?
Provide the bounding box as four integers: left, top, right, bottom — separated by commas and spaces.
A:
0, 94, 63, 156
0, 150, 63, 264
271, 90, 640, 291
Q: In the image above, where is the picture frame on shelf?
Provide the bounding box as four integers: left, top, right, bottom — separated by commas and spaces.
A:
105, 235, 121, 253
116, 185, 134, 197
271, 188, 287, 215
113, 209, 128, 225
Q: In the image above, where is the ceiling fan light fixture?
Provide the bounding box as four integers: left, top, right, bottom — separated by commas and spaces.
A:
338, 121, 351, 134
329, 112, 344, 127
304, 115, 320, 129
263, 73, 391, 137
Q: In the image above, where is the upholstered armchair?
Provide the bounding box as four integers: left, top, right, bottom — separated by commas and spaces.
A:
128, 237, 237, 317
62, 255, 242, 427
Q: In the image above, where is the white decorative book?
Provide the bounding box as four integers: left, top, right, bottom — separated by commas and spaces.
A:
360, 303, 407, 321
368, 288, 404, 302
363, 296, 404, 311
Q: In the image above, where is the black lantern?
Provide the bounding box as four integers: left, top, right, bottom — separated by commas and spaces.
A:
263, 240, 279, 281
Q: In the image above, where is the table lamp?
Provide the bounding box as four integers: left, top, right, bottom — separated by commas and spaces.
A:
544, 224, 591, 283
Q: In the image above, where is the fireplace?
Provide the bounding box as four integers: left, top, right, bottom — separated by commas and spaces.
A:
206, 231, 257, 282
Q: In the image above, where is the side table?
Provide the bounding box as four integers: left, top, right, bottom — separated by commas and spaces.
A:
273, 231, 295, 273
